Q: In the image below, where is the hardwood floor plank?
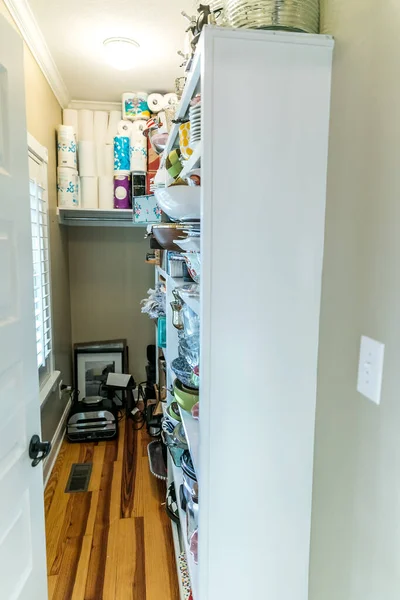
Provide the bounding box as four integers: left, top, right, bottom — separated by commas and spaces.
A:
102, 520, 118, 600
85, 490, 100, 537
121, 419, 136, 518
84, 462, 114, 599
52, 537, 84, 600
117, 415, 126, 461
44, 442, 67, 517
110, 460, 123, 523
115, 518, 137, 600
47, 575, 57, 600
78, 443, 95, 463
142, 457, 179, 600
134, 517, 147, 600
88, 444, 106, 492
132, 443, 145, 518
104, 438, 118, 463
49, 492, 92, 575
71, 535, 93, 600
45, 443, 83, 573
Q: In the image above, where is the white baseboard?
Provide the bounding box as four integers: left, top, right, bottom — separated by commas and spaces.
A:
43, 397, 72, 487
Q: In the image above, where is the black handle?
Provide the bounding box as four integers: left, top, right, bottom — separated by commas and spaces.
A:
29, 435, 51, 467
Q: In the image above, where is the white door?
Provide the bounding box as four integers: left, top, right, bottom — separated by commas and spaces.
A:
0, 15, 48, 600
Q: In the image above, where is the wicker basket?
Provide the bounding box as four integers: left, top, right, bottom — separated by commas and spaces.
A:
226, 0, 319, 34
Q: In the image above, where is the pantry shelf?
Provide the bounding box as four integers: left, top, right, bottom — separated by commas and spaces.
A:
57, 207, 159, 227
169, 452, 198, 600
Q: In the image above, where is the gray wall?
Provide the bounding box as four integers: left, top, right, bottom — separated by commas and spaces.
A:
309, 1, 400, 598
68, 227, 155, 384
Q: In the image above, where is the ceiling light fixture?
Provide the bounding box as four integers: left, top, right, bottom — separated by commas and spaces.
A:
103, 37, 140, 71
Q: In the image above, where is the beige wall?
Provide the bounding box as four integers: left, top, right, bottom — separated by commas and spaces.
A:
0, 1, 72, 382
68, 227, 155, 383
309, 1, 400, 598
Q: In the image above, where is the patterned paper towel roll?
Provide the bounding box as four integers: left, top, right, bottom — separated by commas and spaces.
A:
122, 92, 150, 121
114, 175, 131, 209
114, 136, 130, 172
99, 176, 114, 209
57, 167, 79, 208
78, 141, 97, 176
62, 110, 79, 140
80, 176, 98, 209
130, 121, 147, 172
57, 125, 77, 169
78, 110, 94, 141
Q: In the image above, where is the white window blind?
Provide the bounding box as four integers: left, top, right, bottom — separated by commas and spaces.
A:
29, 168, 52, 369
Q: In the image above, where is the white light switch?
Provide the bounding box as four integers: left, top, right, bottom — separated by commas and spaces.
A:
357, 336, 385, 405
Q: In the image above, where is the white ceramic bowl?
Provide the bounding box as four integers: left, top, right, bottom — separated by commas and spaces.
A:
154, 185, 200, 221
175, 236, 201, 252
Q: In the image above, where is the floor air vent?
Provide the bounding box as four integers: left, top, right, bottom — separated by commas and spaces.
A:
65, 463, 93, 493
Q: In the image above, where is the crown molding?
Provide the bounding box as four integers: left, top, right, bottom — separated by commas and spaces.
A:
4, 0, 70, 108
69, 100, 122, 112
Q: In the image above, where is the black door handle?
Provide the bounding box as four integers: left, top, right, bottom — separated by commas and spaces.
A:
29, 435, 51, 467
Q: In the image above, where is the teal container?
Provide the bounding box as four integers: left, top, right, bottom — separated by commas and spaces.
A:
157, 316, 166, 348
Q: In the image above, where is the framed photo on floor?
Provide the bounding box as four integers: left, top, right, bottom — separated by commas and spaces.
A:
74, 340, 127, 400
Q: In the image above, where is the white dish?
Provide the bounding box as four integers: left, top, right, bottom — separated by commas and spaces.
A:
174, 236, 201, 252
154, 185, 201, 221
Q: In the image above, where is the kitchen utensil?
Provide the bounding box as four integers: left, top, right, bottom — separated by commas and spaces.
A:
174, 378, 199, 413
171, 301, 184, 330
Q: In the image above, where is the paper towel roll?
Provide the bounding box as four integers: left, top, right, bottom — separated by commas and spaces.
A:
78, 141, 97, 176
63, 109, 79, 140
98, 176, 114, 209
78, 110, 94, 141
94, 111, 109, 143
117, 120, 133, 136
80, 176, 98, 209
163, 93, 178, 108
96, 143, 106, 176
147, 93, 164, 113
57, 125, 77, 169
104, 144, 114, 176
114, 175, 131, 209
114, 136, 130, 172
57, 167, 79, 208
131, 120, 147, 139
107, 110, 122, 143
122, 92, 150, 121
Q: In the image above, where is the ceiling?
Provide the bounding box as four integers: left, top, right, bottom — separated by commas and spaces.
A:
28, 0, 195, 102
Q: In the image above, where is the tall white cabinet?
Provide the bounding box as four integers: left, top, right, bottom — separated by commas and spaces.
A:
159, 26, 334, 600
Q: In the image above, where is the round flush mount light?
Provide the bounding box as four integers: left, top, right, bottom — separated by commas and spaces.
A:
103, 37, 140, 71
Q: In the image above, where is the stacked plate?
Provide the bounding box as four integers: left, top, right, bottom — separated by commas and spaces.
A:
189, 103, 201, 145
226, 0, 319, 34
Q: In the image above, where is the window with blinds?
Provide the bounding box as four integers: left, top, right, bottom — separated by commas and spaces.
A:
30, 178, 51, 368
28, 146, 53, 386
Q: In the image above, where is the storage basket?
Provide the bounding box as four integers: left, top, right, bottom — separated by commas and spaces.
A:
226, 0, 319, 34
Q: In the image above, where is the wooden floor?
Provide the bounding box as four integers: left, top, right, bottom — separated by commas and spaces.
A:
44, 415, 179, 600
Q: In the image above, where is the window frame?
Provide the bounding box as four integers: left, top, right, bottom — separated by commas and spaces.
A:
28, 133, 60, 405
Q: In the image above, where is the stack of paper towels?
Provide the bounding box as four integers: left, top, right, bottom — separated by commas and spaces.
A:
57, 124, 78, 208
58, 108, 122, 210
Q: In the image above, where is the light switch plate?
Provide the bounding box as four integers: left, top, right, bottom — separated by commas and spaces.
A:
357, 336, 385, 405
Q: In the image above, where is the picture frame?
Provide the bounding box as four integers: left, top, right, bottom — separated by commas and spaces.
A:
73, 339, 127, 400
